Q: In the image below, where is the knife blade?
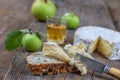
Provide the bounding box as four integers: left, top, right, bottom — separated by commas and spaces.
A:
77, 53, 120, 79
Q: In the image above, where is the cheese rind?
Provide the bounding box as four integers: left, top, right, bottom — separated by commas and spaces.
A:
74, 26, 120, 60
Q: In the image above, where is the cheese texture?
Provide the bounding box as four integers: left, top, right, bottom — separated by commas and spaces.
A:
74, 26, 120, 60
64, 44, 94, 59
42, 42, 71, 62
69, 58, 87, 75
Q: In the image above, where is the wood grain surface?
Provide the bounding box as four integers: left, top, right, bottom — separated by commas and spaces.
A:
105, 0, 120, 31
0, 0, 33, 79
0, 68, 7, 80
1, 0, 120, 80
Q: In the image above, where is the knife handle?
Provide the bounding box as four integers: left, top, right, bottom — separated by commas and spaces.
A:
109, 67, 120, 79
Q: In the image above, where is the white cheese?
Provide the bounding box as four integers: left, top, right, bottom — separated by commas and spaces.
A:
42, 42, 71, 62
75, 62, 87, 75
64, 44, 94, 59
69, 58, 87, 75
64, 44, 83, 57
74, 26, 120, 60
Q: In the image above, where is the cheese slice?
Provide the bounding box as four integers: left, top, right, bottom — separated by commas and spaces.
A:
64, 44, 94, 59
64, 44, 83, 57
74, 26, 120, 60
42, 42, 71, 62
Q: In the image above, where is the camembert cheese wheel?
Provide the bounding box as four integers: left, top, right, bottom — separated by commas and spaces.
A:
74, 26, 120, 60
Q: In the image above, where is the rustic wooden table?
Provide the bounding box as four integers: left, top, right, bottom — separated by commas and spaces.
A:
0, 0, 120, 80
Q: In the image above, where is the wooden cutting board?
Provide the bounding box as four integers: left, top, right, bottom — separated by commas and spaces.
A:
4, 0, 120, 80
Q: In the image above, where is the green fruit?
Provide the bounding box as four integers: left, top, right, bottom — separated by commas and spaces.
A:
61, 13, 80, 29
31, 0, 56, 21
22, 33, 42, 52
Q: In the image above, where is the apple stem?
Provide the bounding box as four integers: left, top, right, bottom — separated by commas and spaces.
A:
45, 0, 47, 3
29, 28, 33, 34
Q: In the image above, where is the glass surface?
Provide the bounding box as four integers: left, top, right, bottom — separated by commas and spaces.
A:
46, 17, 67, 44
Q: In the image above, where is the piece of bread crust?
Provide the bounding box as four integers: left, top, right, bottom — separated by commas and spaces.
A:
27, 52, 78, 75
28, 62, 78, 75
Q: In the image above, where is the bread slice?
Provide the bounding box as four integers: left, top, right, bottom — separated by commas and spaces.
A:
27, 52, 78, 75
74, 26, 120, 60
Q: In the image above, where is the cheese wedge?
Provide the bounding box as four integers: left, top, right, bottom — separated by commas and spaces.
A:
74, 26, 120, 60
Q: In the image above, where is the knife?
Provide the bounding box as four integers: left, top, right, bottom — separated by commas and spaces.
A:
77, 54, 120, 79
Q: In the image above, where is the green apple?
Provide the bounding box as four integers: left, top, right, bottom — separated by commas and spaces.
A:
22, 33, 42, 52
31, 0, 56, 21
61, 13, 80, 29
